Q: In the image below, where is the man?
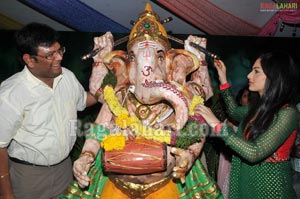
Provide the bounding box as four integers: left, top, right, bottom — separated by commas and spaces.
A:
0, 22, 98, 199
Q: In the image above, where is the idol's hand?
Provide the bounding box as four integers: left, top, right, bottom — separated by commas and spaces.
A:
89, 32, 114, 99
73, 153, 95, 188
92, 32, 114, 62
89, 64, 108, 102
170, 140, 205, 184
171, 147, 190, 183
184, 35, 206, 62
184, 35, 214, 100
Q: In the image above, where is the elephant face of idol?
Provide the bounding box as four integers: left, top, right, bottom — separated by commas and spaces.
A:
127, 40, 190, 130
103, 40, 201, 130
128, 40, 167, 104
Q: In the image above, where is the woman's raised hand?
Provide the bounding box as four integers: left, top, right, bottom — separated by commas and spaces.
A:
214, 59, 228, 85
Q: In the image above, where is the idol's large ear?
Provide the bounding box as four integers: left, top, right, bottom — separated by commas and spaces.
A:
165, 49, 199, 85
103, 50, 130, 91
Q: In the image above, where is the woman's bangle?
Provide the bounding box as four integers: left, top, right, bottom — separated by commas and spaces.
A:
0, 173, 9, 179
219, 83, 230, 90
213, 123, 223, 134
80, 151, 96, 160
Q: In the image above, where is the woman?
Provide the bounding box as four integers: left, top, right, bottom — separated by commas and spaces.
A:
236, 85, 250, 106
196, 51, 299, 199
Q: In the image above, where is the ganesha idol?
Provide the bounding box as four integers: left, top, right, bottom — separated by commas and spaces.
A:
62, 3, 223, 199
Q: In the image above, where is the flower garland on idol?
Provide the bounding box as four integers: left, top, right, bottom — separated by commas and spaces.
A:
88, 85, 207, 151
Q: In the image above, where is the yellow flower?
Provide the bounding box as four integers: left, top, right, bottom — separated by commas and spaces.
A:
130, 116, 140, 125
116, 113, 131, 129
146, 128, 171, 144
104, 86, 128, 116
189, 95, 204, 115
102, 133, 126, 151
129, 121, 171, 144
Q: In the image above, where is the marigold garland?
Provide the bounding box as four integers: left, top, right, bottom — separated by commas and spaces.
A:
101, 133, 126, 151
101, 85, 206, 150
115, 113, 131, 129
103, 86, 129, 116
189, 95, 204, 115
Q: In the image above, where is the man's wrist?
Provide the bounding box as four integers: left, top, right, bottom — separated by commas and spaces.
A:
0, 173, 15, 198
0, 173, 9, 179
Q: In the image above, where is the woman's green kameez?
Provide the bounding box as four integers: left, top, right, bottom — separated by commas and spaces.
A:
220, 88, 298, 199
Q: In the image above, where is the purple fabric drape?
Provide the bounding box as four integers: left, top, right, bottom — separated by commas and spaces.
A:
156, 0, 260, 36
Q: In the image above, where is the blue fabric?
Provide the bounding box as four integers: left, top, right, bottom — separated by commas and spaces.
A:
20, 0, 130, 32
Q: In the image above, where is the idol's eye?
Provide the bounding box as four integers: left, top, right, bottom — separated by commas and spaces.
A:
130, 55, 135, 62
129, 52, 135, 62
158, 55, 165, 62
157, 51, 165, 62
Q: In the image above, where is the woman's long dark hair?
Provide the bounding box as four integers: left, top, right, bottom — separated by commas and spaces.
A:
242, 51, 297, 140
